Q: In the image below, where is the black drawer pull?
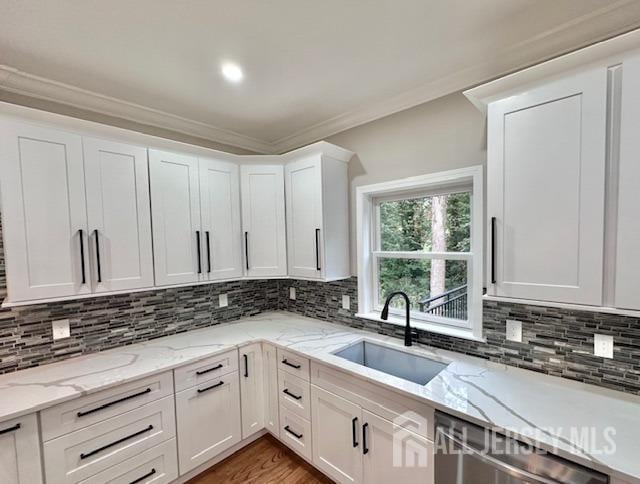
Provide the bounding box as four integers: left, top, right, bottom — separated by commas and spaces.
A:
283, 389, 302, 400
130, 468, 156, 484
94, 229, 102, 283
491, 217, 497, 284
243, 354, 249, 378
244, 231, 249, 270
362, 422, 369, 454
206, 231, 212, 273
352, 417, 358, 448
315, 228, 321, 271
281, 359, 301, 369
196, 363, 223, 376
197, 380, 224, 394
80, 425, 154, 460
196, 230, 202, 274
0, 423, 20, 435
284, 425, 303, 439
77, 388, 152, 417
79, 229, 86, 284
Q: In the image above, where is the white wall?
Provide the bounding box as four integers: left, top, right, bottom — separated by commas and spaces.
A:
326, 92, 486, 274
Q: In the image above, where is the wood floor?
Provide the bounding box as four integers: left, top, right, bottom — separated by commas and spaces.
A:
187, 435, 333, 484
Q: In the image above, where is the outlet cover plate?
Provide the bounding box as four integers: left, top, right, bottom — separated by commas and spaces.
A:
219, 294, 228, 308
289, 287, 296, 300
594, 334, 614, 359
342, 295, 350, 310
506, 319, 522, 343
52, 319, 70, 340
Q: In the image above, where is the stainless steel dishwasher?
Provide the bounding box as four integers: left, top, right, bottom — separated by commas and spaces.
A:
434, 412, 609, 484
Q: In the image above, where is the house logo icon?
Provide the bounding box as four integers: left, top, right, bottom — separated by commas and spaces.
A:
392, 411, 430, 468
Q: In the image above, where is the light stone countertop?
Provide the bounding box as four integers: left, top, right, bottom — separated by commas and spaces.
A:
0, 311, 638, 482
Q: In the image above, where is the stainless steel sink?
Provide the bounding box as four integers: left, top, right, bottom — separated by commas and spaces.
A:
333, 340, 447, 385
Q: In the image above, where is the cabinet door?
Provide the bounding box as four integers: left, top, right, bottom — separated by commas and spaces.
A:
240, 165, 287, 277
311, 385, 362, 484
0, 414, 43, 484
175, 374, 241, 475
149, 149, 202, 286
0, 120, 89, 301
262, 343, 280, 436
199, 157, 243, 280
83, 138, 153, 292
487, 67, 607, 305
239, 343, 264, 439
285, 156, 324, 279
362, 410, 433, 484
615, 55, 640, 310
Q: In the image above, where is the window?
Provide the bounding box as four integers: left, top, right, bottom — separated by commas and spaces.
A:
356, 166, 483, 340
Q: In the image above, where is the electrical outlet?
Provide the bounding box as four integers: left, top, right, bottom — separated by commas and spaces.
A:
505, 319, 522, 343
594, 334, 614, 359
219, 293, 228, 308
342, 295, 350, 310
289, 287, 296, 300
52, 319, 70, 340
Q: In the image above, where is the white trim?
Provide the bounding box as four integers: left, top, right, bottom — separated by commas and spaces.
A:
356, 165, 484, 340
355, 312, 487, 343
483, 294, 640, 319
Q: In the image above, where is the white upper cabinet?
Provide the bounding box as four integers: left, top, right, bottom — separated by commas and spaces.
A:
285, 154, 350, 281
199, 157, 243, 281
149, 149, 202, 286
83, 138, 154, 292
486, 66, 607, 306
240, 165, 287, 277
0, 120, 90, 302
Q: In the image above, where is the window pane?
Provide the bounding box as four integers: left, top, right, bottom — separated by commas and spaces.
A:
379, 192, 471, 252
378, 258, 468, 321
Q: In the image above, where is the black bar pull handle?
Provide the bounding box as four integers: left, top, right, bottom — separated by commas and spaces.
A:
491, 217, 497, 284
0, 423, 20, 435
281, 359, 301, 370
315, 228, 321, 271
243, 354, 249, 378
79, 229, 86, 284
283, 389, 302, 400
284, 425, 303, 439
352, 417, 359, 448
196, 230, 202, 274
362, 422, 369, 454
77, 388, 152, 417
197, 380, 224, 394
196, 363, 223, 376
206, 231, 211, 273
93, 229, 102, 283
80, 425, 153, 460
129, 468, 156, 484
244, 231, 249, 271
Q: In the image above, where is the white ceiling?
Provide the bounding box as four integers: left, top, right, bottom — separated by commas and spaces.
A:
2, 0, 640, 153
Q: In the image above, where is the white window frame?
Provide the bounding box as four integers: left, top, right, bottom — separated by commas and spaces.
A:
356, 165, 484, 341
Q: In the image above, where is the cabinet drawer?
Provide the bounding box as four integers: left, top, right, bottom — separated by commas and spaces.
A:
43, 395, 176, 484
277, 348, 309, 380
174, 349, 238, 392
279, 405, 312, 462
311, 361, 434, 439
278, 370, 311, 420
41, 371, 173, 441
176, 372, 242, 474
78, 438, 178, 484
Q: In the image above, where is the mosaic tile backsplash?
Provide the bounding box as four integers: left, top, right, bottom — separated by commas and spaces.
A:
0, 219, 638, 395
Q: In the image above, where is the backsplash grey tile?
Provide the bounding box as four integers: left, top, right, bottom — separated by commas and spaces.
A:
277, 278, 640, 396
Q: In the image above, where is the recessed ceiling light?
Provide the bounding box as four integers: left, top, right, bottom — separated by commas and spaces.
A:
221, 62, 244, 83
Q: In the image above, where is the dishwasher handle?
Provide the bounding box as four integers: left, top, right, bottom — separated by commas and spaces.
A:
438, 428, 559, 484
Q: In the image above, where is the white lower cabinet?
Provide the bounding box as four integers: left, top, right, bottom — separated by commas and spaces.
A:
175, 373, 242, 475
43, 395, 176, 484
310, 384, 433, 484
263, 343, 280, 436
0, 413, 43, 484
239, 343, 265, 439
78, 438, 178, 484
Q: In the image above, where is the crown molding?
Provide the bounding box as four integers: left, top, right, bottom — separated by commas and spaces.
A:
2, 0, 640, 155
0, 65, 276, 154
271, 1, 640, 153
